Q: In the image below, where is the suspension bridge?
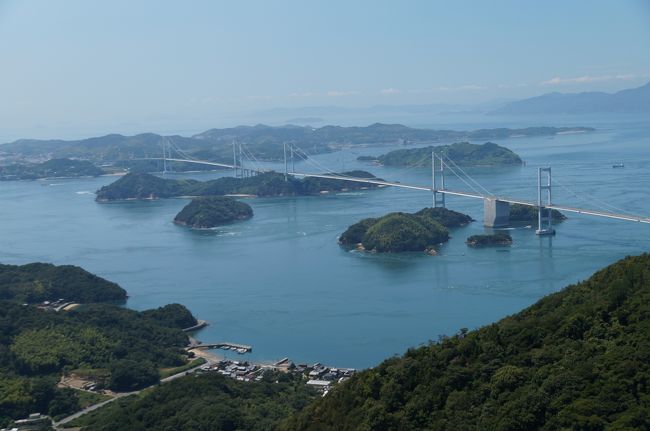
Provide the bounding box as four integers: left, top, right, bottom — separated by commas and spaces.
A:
133, 137, 650, 235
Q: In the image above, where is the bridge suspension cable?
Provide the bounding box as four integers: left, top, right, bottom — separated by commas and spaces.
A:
551, 175, 630, 215
439, 152, 493, 197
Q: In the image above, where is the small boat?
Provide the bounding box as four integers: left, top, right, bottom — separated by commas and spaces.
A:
612, 163, 625, 168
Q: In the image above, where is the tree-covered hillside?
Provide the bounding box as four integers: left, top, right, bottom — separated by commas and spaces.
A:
0, 158, 103, 180
373, 142, 523, 167
70, 372, 317, 431
339, 207, 473, 253
0, 264, 198, 427
282, 254, 650, 430
96, 171, 381, 201
174, 196, 253, 229
0, 262, 127, 303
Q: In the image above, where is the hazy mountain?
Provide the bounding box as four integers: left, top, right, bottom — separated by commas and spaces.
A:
490, 82, 650, 115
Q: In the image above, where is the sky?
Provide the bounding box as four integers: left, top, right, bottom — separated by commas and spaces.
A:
0, 0, 649, 139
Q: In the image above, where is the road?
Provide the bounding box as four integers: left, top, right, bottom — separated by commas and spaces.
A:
52, 360, 213, 429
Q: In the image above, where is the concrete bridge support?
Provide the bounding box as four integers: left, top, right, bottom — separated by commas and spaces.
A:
484, 199, 510, 228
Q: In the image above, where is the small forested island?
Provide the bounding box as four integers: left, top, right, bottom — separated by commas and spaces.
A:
174, 196, 253, 229
95, 171, 381, 201
0, 158, 104, 180
366, 141, 523, 167
339, 207, 473, 253
0, 262, 200, 427
466, 232, 513, 247
510, 203, 566, 223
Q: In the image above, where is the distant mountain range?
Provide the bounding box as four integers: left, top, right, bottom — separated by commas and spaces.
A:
491, 82, 650, 115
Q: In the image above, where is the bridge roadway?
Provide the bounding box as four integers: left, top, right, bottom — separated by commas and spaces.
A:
136, 157, 242, 170
288, 172, 650, 225
130, 157, 650, 225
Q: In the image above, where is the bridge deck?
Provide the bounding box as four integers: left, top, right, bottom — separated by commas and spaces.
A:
289, 172, 650, 225
124, 159, 650, 225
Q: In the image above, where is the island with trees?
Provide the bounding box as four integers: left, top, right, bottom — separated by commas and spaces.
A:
0, 262, 200, 428
174, 196, 253, 229
466, 233, 513, 247
0, 158, 104, 180
1, 124, 593, 169
363, 141, 523, 167
339, 207, 473, 254
95, 171, 381, 201
509, 203, 566, 223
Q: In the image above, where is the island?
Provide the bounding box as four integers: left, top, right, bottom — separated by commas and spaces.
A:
339, 207, 473, 254
466, 233, 513, 247
95, 171, 382, 201
1, 124, 593, 169
365, 142, 523, 167
509, 203, 566, 223
174, 196, 253, 229
0, 158, 104, 180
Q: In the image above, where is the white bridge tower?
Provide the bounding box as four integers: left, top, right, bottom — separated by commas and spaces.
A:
536, 167, 555, 235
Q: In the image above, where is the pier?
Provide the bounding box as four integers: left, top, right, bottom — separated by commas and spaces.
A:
194, 342, 253, 353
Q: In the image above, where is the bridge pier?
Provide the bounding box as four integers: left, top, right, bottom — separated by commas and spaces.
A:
484, 198, 510, 228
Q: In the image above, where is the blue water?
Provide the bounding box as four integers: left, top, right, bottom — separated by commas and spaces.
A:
1, 117, 649, 368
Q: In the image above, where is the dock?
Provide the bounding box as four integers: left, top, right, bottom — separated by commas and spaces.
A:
194, 342, 252, 353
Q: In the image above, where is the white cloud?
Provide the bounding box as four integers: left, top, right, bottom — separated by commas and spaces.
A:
540, 73, 650, 86
326, 90, 359, 97
380, 88, 401, 95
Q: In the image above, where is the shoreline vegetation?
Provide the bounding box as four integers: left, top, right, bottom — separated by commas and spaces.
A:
95, 171, 382, 202
339, 207, 473, 254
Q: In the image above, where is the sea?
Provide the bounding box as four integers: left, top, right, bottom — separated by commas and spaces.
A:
1, 113, 648, 369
